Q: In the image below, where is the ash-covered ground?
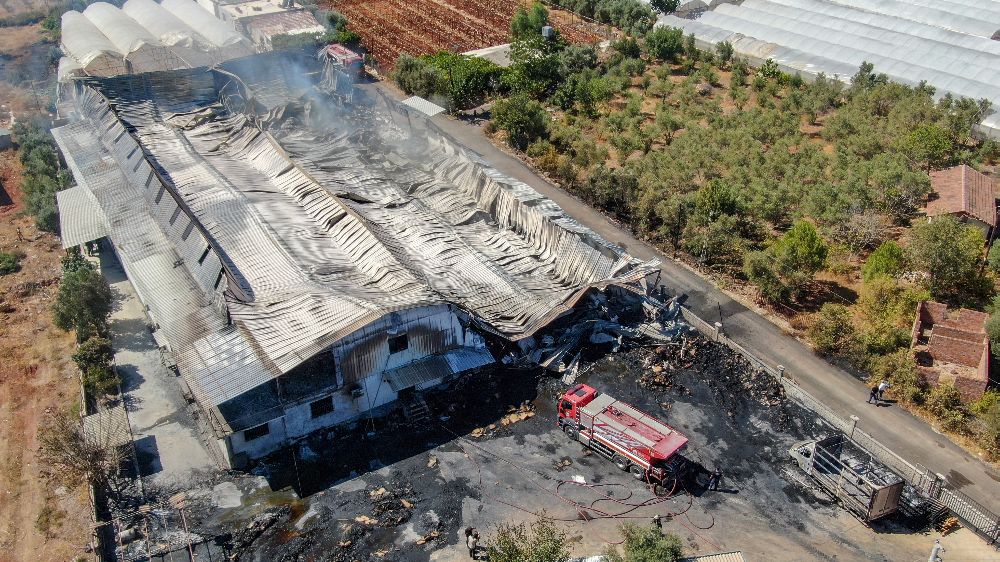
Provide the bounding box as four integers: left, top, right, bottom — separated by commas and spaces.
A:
133, 327, 972, 562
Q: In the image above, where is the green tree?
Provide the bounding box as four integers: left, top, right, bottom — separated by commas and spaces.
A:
493, 93, 549, 150
808, 303, 856, 356
643, 27, 684, 62
900, 124, 953, 171
53, 267, 113, 342
862, 241, 905, 282
716, 41, 734, 68
511, 2, 549, 39
604, 523, 684, 562
486, 518, 569, 562
907, 216, 987, 303
650, 0, 679, 13
73, 336, 118, 399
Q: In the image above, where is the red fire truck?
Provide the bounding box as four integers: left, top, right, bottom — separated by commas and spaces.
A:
558, 384, 690, 493
323, 44, 364, 78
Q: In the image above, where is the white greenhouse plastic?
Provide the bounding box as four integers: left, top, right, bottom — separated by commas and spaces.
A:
160, 0, 251, 50
83, 2, 186, 73
122, 0, 203, 48
60, 11, 127, 77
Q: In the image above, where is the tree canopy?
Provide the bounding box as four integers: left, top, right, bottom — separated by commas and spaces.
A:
53, 256, 113, 342
907, 216, 988, 304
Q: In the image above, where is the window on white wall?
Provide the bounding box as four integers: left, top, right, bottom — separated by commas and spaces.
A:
243, 422, 270, 441
310, 396, 334, 418
388, 333, 408, 354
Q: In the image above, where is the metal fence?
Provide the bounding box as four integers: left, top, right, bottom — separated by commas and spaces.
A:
678, 303, 1000, 545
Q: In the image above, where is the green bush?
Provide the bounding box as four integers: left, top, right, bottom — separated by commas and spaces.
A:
862, 241, 905, 282
604, 523, 684, 562
493, 93, 549, 150
927, 383, 968, 432
511, 2, 549, 39
393, 52, 504, 110
971, 389, 1000, 416
808, 303, 856, 356
643, 26, 684, 61
908, 216, 988, 303
870, 349, 924, 404
486, 518, 569, 562
987, 243, 1000, 274
53, 267, 113, 342
14, 121, 68, 233
0, 251, 22, 275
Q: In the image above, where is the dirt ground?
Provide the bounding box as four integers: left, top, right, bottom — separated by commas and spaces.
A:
0, 149, 94, 561
0, 24, 56, 118
129, 319, 998, 562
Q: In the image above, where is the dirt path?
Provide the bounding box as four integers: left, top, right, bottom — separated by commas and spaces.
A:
0, 150, 93, 561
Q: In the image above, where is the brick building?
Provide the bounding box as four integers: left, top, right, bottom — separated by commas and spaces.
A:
911, 301, 990, 402
925, 164, 997, 235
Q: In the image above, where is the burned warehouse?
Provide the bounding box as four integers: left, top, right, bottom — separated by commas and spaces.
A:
52, 53, 658, 469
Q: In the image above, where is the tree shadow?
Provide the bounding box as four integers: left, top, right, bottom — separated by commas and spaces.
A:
134, 434, 163, 476
111, 317, 158, 354
785, 280, 859, 315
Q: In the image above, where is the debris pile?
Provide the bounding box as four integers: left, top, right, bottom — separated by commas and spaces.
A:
368, 482, 415, 527
471, 401, 535, 438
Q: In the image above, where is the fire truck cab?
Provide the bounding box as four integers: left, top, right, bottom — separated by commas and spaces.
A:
558, 384, 689, 493
323, 43, 364, 78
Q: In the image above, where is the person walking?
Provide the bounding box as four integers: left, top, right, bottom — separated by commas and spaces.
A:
466, 529, 479, 558
877, 380, 890, 401
708, 469, 721, 491
868, 385, 879, 404
651, 514, 662, 532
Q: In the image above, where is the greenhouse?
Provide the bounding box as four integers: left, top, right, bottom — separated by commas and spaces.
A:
60, 11, 128, 77
658, 0, 1000, 138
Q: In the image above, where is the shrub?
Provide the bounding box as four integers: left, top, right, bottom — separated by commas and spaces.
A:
650, 0, 679, 13
511, 2, 549, 39
871, 349, 924, 404
486, 518, 569, 562
53, 267, 114, 342
808, 303, 856, 356
604, 523, 684, 562
988, 243, 1000, 274
971, 389, 1000, 416
643, 26, 684, 61
862, 241, 905, 282
716, 41, 733, 67
83, 365, 121, 398
927, 383, 968, 432
493, 93, 549, 150
0, 251, 22, 275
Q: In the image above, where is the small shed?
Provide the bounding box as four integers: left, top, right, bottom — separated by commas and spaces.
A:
926, 164, 997, 234
911, 301, 990, 402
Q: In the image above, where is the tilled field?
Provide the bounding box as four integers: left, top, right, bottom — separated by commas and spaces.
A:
328, 0, 604, 70
148, 331, 981, 561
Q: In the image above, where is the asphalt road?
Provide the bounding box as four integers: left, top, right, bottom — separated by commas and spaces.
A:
362, 86, 1000, 515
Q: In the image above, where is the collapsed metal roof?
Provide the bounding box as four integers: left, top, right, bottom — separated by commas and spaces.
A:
54, 53, 657, 418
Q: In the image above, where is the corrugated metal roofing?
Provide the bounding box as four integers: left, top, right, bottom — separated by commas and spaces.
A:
402, 96, 447, 117
59, 56, 657, 422
384, 347, 494, 392
82, 403, 133, 449
56, 185, 110, 248
680, 552, 748, 562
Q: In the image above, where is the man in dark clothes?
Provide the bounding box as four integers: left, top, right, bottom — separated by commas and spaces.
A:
868, 385, 879, 404
708, 469, 721, 491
